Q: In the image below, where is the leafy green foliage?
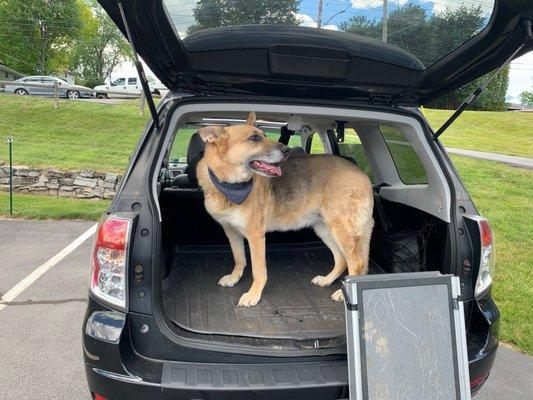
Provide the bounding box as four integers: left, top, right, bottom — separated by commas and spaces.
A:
0, 0, 81, 74
188, 0, 301, 34
69, 0, 130, 87
340, 4, 484, 67
340, 5, 509, 111
519, 90, 533, 106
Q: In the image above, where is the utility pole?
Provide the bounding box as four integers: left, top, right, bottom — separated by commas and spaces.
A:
382, 0, 388, 43
317, 0, 324, 29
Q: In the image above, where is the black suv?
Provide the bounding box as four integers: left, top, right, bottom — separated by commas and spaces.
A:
83, 1, 532, 399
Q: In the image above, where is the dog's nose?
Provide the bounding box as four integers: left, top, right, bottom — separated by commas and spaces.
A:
280, 145, 290, 155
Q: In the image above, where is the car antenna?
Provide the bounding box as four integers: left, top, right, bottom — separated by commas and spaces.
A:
117, 2, 160, 128
434, 19, 532, 140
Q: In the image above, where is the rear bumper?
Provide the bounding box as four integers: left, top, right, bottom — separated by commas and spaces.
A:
83, 296, 499, 399
86, 361, 348, 400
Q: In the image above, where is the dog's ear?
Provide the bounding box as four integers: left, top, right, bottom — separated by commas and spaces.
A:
198, 126, 225, 143
246, 111, 256, 126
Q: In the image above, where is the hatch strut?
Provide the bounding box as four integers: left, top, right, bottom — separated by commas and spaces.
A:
118, 2, 160, 128
434, 20, 532, 140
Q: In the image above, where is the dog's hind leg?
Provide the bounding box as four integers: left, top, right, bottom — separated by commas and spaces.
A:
218, 225, 247, 287
327, 218, 373, 302
311, 222, 347, 287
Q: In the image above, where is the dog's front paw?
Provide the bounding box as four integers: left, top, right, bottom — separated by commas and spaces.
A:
331, 289, 345, 302
218, 274, 241, 287
311, 275, 332, 287
237, 291, 261, 307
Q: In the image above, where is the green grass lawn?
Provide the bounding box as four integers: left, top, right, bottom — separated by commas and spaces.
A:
0, 95, 145, 172
0, 95, 530, 175
423, 108, 533, 158
451, 156, 532, 353
0, 192, 108, 220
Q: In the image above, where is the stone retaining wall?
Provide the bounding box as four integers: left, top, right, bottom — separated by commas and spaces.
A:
0, 165, 120, 199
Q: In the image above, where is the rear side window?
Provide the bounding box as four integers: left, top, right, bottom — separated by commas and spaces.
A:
128, 77, 137, 85
169, 127, 198, 163
380, 125, 427, 184
337, 129, 373, 182
306, 133, 326, 154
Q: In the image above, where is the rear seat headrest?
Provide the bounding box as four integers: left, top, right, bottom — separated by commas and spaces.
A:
288, 146, 306, 157
186, 132, 205, 185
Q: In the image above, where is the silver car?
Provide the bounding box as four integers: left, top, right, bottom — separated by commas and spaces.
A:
4, 76, 93, 99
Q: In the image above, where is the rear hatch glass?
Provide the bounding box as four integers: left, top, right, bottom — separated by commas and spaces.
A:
164, 0, 495, 69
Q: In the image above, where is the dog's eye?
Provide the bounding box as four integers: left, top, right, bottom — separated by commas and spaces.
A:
248, 134, 262, 142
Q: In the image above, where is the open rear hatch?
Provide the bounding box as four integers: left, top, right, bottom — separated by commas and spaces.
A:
99, 0, 532, 105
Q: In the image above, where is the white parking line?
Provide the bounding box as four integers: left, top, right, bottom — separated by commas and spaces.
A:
0, 223, 97, 312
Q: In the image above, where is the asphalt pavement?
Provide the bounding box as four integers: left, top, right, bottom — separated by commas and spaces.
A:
0, 219, 531, 399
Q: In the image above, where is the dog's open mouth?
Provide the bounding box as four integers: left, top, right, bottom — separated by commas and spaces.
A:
249, 160, 282, 176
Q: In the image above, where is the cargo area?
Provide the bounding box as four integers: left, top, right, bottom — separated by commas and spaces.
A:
155, 109, 451, 353
159, 191, 448, 350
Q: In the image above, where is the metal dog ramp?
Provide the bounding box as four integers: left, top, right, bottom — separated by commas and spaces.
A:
342, 272, 471, 400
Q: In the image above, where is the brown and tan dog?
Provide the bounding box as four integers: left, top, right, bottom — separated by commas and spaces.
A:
196, 112, 374, 307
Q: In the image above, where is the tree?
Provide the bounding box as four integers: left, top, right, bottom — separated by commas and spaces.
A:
519, 90, 533, 106
340, 4, 508, 110
69, 0, 130, 87
339, 15, 380, 38
188, 0, 301, 34
0, 0, 81, 74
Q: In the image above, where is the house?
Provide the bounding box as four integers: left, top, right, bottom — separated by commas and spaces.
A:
0, 64, 24, 82
57, 70, 76, 84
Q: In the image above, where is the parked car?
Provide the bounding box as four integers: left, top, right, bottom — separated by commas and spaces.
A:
93, 76, 167, 99
84, 1, 532, 399
4, 76, 93, 99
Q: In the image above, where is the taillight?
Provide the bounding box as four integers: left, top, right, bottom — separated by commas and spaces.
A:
470, 372, 489, 389
90, 216, 132, 310
474, 218, 495, 299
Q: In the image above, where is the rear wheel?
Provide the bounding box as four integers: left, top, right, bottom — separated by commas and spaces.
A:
67, 90, 80, 100
14, 89, 28, 95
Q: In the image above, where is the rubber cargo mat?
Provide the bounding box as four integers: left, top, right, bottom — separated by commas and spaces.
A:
163, 244, 381, 340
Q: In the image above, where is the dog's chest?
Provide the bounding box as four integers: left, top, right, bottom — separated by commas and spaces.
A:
205, 198, 247, 231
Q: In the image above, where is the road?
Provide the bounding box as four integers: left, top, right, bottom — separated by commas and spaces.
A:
0, 219, 531, 399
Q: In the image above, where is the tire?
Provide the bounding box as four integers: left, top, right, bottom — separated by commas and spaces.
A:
67, 90, 80, 100
14, 88, 28, 96
95, 93, 108, 99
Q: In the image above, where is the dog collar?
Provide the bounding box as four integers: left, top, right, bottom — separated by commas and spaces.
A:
208, 168, 253, 205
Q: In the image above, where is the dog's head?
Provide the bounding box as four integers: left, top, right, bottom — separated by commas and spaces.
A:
198, 112, 289, 180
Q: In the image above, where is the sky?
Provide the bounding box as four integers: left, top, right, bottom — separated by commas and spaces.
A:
115, 0, 531, 101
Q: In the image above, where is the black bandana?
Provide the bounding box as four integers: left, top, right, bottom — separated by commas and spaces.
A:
208, 168, 253, 205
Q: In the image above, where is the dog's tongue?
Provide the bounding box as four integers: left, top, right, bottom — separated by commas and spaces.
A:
252, 161, 282, 176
